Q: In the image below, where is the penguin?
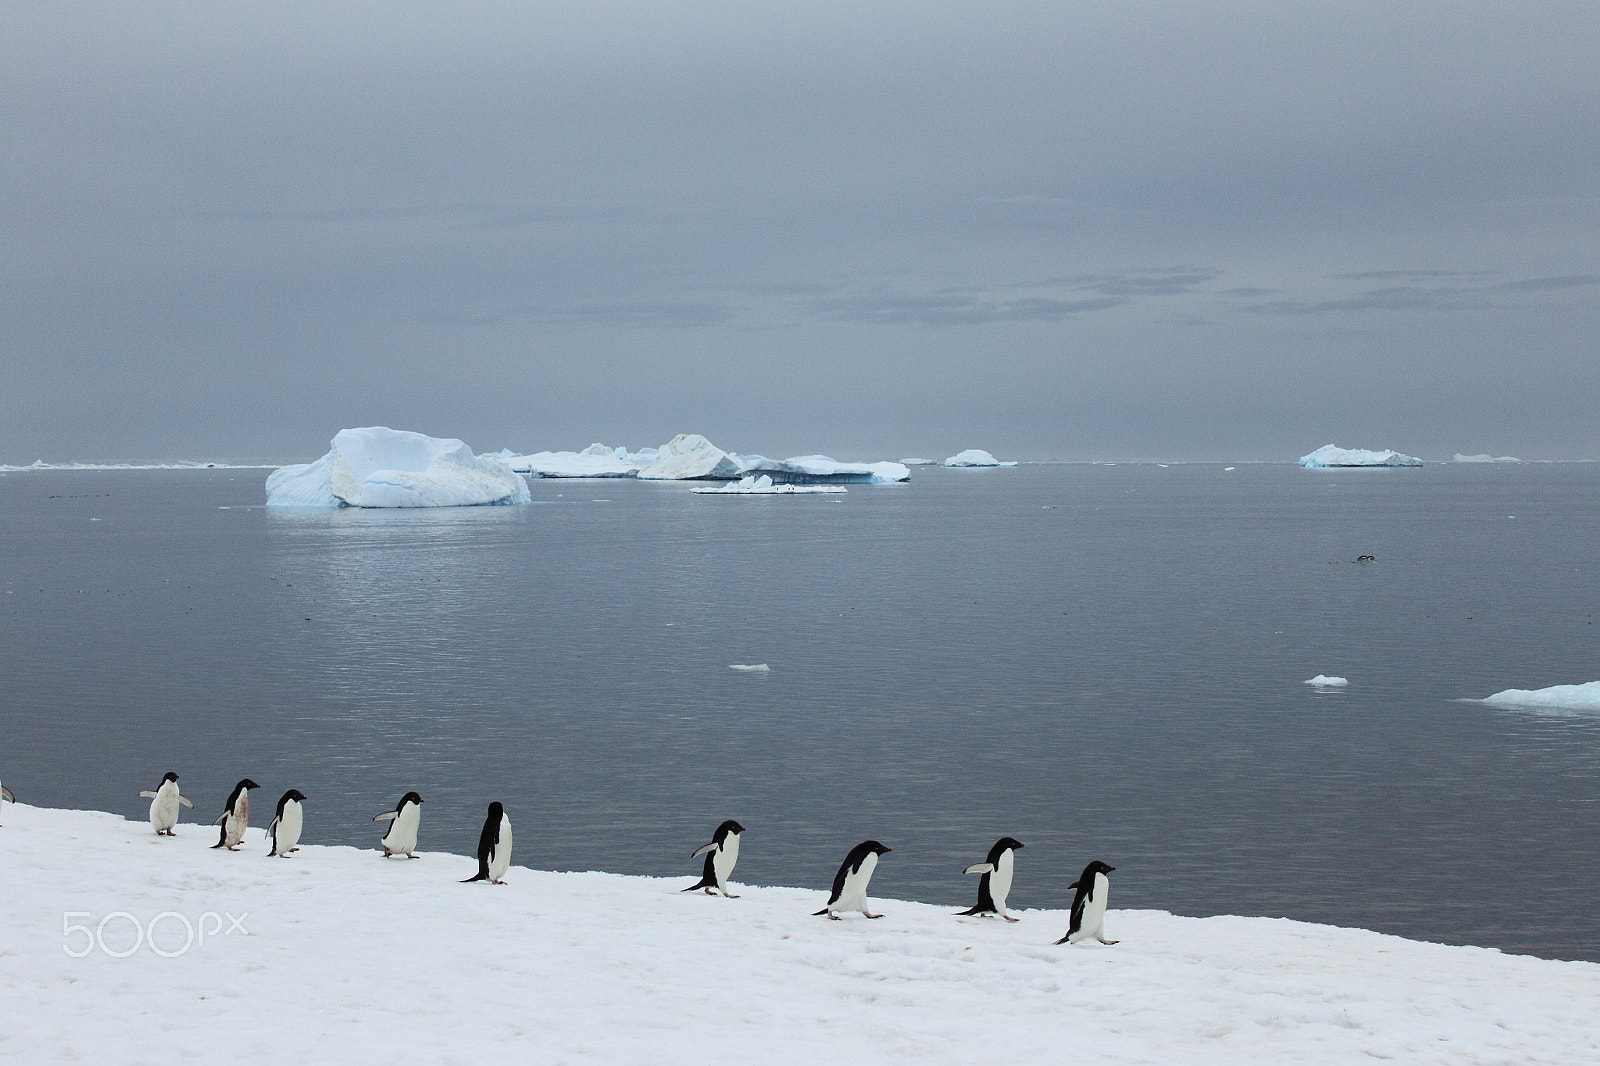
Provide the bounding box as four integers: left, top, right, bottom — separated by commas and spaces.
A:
138, 771, 194, 836
267, 789, 306, 857
957, 836, 1025, 921
1056, 860, 1118, 945
682, 819, 745, 897
0, 780, 14, 826
210, 779, 260, 850
373, 791, 423, 858
461, 801, 512, 884
813, 840, 891, 920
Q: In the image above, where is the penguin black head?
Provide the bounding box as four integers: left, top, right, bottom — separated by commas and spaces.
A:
718, 819, 745, 836
161, 771, 180, 784
486, 801, 504, 818
282, 789, 307, 803
1082, 860, 1116, 876
400, 791, 423, 807
861, 840, 891, 856
238, 779, 261, 791
997, 837, 1025, 851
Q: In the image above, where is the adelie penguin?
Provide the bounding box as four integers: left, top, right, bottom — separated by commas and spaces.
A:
211, 779, 260, 850
1056, 860, 1118, 945
958, 837, 1025, 922
683, 819, 744, 897
267, 789, 307, 857
814, 840, 891, 920
461, 802, 513, 884
138, 771, 194, 836
373, 791, 423, 858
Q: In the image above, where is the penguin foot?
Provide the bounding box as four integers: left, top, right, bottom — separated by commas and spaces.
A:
865, 912, 884, 919
1003, 915, 1020, 923
703, 888, 715, 895
1098, 937, 1119, 945
723, 892, 740, 899
827, 913, 842, 920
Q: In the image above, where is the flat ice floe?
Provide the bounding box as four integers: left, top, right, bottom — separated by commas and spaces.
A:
735, 455, 910, 484
1453, 453, 1522, 463
1304, 675, 1349, 687
1298, 445, 1424, 468
944, 448, 1018, 467
265, 427, 530, 507
3, 804, 1596, 1065
693, 475, 846, 495
1480, 680, 1600, 710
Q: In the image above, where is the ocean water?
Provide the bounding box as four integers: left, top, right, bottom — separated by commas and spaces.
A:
2, 462, 1598, 960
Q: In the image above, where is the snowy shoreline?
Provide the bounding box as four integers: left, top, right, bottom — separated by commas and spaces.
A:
3, 804, 1596, 1064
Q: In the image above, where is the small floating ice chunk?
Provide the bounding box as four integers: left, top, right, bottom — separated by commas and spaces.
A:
1480, 680, 1600, 709
1299, 445, 1423, 468
693, 475, 846, 495
266, 428, 530, 508
944, 449, 1018, 468
1453, 453, 1522, 463
1305, 675, 1349, 687
728, 663, 770, 672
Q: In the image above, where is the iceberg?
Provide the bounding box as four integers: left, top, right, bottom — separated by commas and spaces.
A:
1298, 445, 1423, 468
1480, 680, 1600, 710
1305, 675, 1349, 687
944, 449, 1018, 468
498, 443, 643, 479
636, 434, 744, 481
735, 454, 910, 484
1453, 453, 1522, 463
692, 475, 846, 495
265, 427, 530, 508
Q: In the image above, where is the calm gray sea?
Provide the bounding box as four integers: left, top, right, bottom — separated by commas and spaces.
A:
2, 462, 1597, 960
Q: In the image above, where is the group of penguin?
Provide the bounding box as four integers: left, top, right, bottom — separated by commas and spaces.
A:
117, 774, 1118, 945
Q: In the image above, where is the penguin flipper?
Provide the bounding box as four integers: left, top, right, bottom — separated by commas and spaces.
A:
212, 811, 228, 825
963, 862, 994, 875
0, 785, 12, 803
178, 796, 194, 809
690, 842, 716, 858
138, 790, 158, 799
1054, 932, 1071, 945
373, 811, 398, 822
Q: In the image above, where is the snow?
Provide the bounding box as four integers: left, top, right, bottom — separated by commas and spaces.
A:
265, 428, 530, 508
693, 475, 847, 495
498, 446, 642, 479
734, 454, 910, 484
1454, 453, 1522, 463
3, 803, 1597, 1065
1480, 680, 1600, 710
1298, 445, 1424, 468
636, 434, 745, 480
944, 449, 1018, 467
1304, 675, 1349, 687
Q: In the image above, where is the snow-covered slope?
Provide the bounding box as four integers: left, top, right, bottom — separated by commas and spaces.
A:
265, 428, 530, 507
1298, 445, 1424, 468
3, 805, 1595, 1065
636, 434, 744, 480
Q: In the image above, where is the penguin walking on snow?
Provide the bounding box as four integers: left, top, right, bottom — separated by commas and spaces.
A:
211, 779, 260, 850
267, 789, 306, 857
373, 791, 423, 858
814, 840, 891, 920
461, 802, 512, 884
139, 771, 194, 835
958, 836, 1025, 921
1056, 860, 1118, 945
683, 819, 745, 897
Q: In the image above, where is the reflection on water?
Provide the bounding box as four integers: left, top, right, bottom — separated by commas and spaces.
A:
3, 464, 1600, 960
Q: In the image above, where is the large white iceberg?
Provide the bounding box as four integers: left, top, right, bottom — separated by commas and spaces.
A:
636, 434, 744, 480
1480, 680, 1600, 710
1299, 445, 1423, 468
265, 428, 530, 508
944, 449, 1017, 468
692, 475, 846, 495
735, 454, 910, 484
495, 443, 645, 479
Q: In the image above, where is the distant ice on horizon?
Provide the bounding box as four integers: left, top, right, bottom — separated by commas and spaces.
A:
944, 449, 1017, 468
1453, 453, 1522, 463
692, 475, 846, 495
1299, 444, 1424, 468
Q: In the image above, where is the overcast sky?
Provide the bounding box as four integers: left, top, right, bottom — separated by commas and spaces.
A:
5, 2, 1598, 462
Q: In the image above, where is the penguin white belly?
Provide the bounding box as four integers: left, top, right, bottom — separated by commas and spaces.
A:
223, 800, 250, 847
150, 784, 181, 833
990, 851, 1015, 914
834, 852, 878, 912
487, 815, 513, 881
1071, 872, 1110, 943
712, 834, 740, 890
383, 806, 421, 855
274, 803, 303, 855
